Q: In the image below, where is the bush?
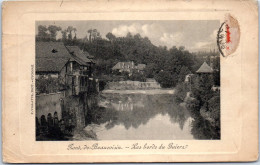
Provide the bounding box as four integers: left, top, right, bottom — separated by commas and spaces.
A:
129, 70, 146, 82
174, 83, 189, 103
36, 75, 60, 94
186, 98, 201, 117
177, 66, 191, 83
155, 71, 176, 88
208, 95, 220, 123
191, 75, 214, 105
121, 71, 130, 80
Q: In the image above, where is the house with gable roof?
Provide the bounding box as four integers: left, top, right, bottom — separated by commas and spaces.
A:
196, 62, 214, 74
112, 61, 146, 74
36, 42, 95, 95
36, 42, 97, 132
112, 61, 135, 73
196, 61, 220, 91
36, 42, 71, 79
65, 46, 95, 77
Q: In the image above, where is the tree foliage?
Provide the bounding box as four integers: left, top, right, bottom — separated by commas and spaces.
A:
129, 70, 146, 82
36, 25, 220, 88
48, 25, 61, 40
154, 71, 176, 88
36, 25, 62, 41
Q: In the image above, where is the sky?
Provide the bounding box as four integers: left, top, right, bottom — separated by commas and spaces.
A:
36, 20, 220, 52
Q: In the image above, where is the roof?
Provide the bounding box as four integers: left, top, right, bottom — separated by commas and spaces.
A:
196, 62, 213, 73
69, 55, 86, 66
66, 46, 94, 64
136, 64, 146, 70
146, 78, 156, 82
86, 54, 94, 59
112, 62, 135, 70
36, 42, 71, 72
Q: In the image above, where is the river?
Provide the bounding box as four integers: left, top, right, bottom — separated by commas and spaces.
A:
83, 89, 195, 140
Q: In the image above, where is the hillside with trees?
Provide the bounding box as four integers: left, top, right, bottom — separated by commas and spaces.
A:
36, 25, 220, 88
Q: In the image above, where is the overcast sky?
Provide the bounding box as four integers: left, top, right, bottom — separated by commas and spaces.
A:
36, 20, 219, 52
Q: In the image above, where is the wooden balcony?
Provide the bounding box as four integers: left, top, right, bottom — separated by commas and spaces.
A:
69, 75, 94, 96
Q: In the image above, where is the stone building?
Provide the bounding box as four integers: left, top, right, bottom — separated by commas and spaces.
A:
112, 61, 146, 73
35, 42, 96, 137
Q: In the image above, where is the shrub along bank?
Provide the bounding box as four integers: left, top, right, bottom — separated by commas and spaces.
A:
174, 74, 220, 139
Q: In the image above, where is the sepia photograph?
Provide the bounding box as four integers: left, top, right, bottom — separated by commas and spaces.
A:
35, 20, 221, 141
2, 0, 258, 163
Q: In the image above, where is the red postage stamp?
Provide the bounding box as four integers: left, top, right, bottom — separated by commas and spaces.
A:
217, 14, 240, 57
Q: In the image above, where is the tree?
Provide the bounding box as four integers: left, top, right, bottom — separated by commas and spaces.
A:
88, 29, 101, 42
73, 28, 77, 40
61, 30, 67, 43
67, 26, 74, 41
47, 25, 61, 40
37, 25, 50, 41
208, 94, 220, 128
191, 75, 215, 106
154, 71, 175, 88
106, 32, 116, 41
177, 66, 191, 83
179, 46, 185, 51
126, 32, 133, 38
92, 29, 98, 39
173, 83, 189, 103
88, 29, 93, 42
144, 63, 157, 78
129, 70, 146, 82
64, 26, 77, 45
133, 33, 141, 40
92, 29, 101, 40
96, 32, 101, 39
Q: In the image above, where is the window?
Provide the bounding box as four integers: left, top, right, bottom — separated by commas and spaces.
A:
51, 49, 58, 53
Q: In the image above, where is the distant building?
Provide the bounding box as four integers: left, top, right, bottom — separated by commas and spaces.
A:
146, 78, 157, 82
136, 64, 146, 73
108, 80, 161, 90
112, 61, 146, 73
184, 74, 194, 83
196, 62, 219, 93
144, 78, 161, 88
112, 61, 135, 73
196, 62, 213, 74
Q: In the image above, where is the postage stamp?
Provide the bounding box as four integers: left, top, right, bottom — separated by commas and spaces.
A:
217, 14, 240, 57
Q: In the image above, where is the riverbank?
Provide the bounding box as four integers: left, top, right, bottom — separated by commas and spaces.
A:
174, 81, 220, 139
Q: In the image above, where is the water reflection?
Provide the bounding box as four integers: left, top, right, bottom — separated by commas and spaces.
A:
85, 92, 194, 140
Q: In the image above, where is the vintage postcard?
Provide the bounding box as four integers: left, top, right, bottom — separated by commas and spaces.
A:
2, 0, 259, 163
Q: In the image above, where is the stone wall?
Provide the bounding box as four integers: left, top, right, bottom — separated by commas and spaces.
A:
36, 91, 88, 130
36, 92, 65, 123
62, 94, 87, 129
106, 80, 161, 90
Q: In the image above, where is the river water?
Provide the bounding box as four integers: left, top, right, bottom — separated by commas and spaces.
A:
84, 89, 195, 140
